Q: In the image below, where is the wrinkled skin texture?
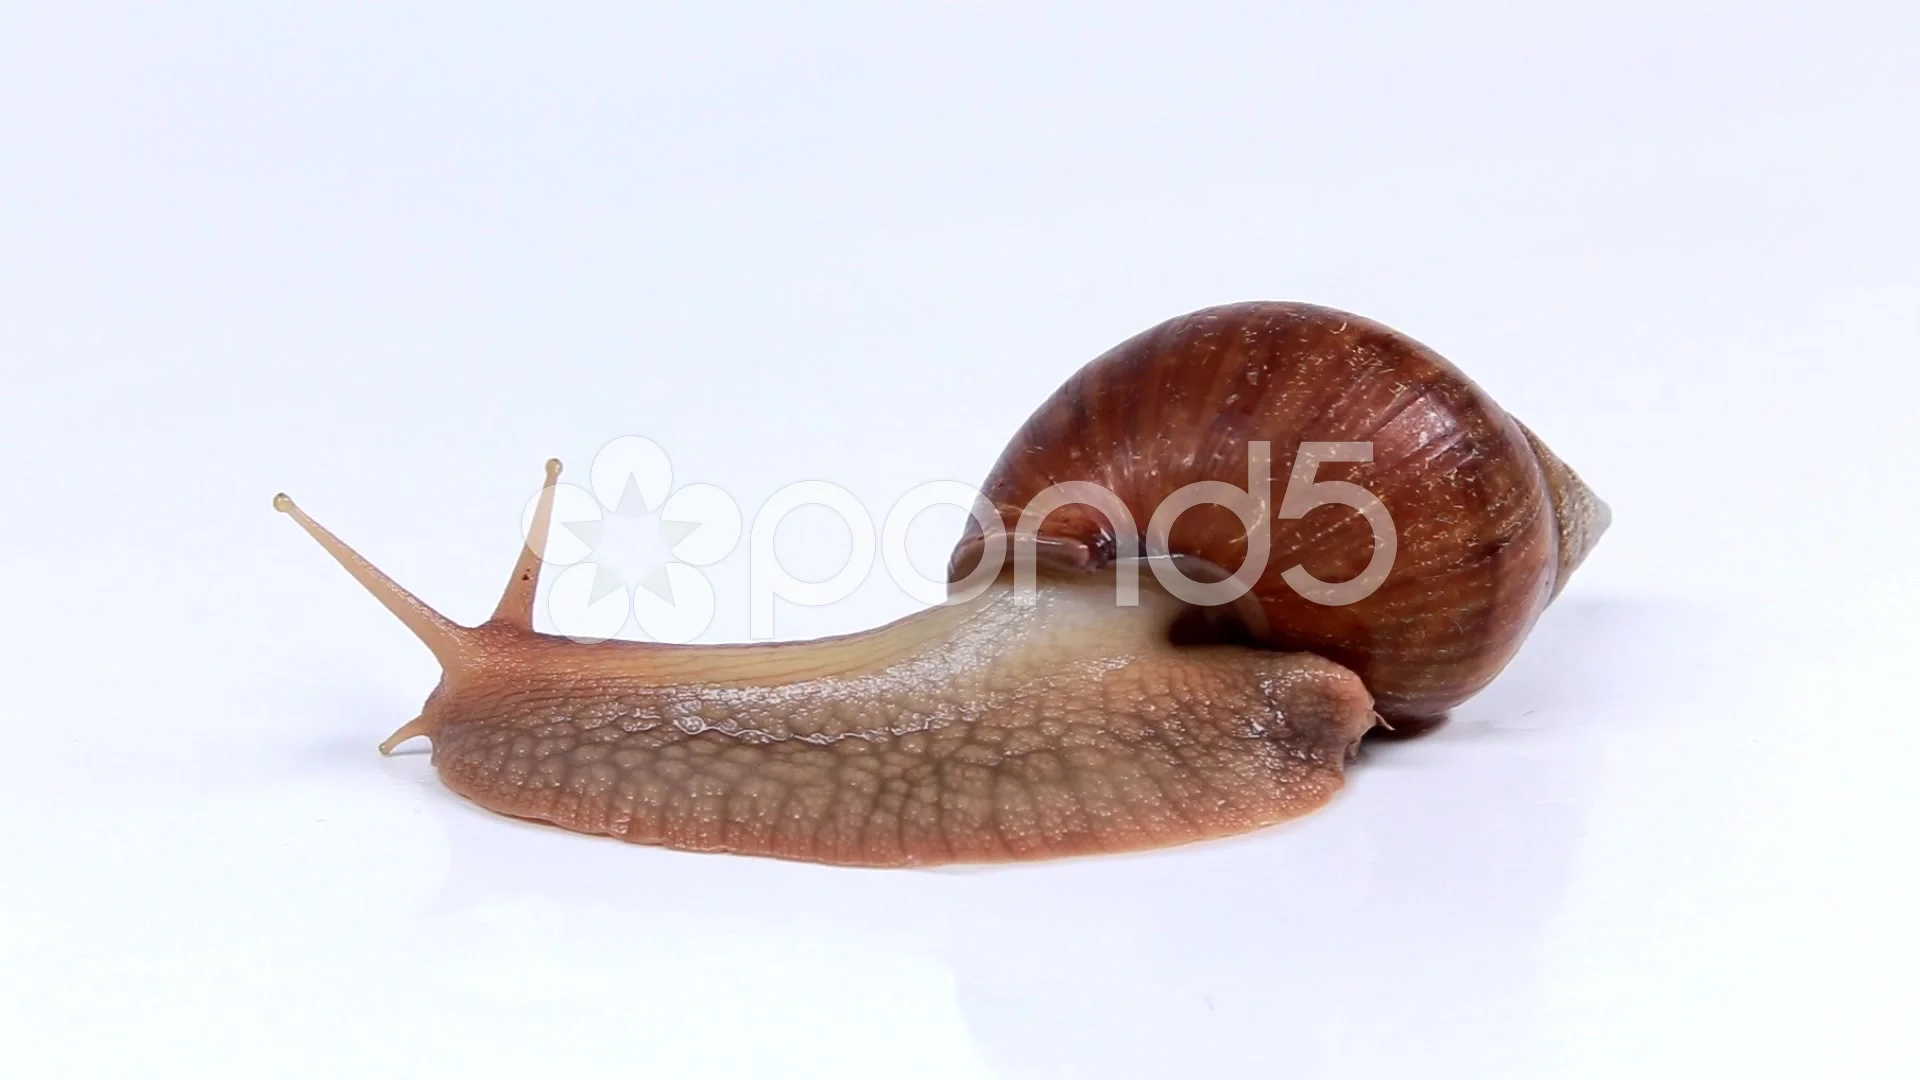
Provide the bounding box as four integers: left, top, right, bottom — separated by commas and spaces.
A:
423, 582, 1376, 867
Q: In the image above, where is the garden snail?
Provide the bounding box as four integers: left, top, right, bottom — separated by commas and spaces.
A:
278, 301, 1607, 866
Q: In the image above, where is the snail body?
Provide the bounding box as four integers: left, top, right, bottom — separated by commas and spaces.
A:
277, 302, 1606, 866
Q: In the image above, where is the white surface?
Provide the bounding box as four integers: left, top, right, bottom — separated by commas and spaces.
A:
3, 3, 1916, 1077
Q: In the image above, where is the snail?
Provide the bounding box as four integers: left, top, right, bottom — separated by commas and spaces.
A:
277, 301, 1607, 867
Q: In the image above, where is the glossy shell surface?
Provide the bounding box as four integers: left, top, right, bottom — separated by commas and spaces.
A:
957, 301, 1564, 719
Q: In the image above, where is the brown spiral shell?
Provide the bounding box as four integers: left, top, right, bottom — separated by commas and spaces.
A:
949, 301, 1607, 721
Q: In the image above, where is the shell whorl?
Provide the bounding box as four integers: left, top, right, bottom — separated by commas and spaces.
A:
1515, 421, 1611, 600
951, 301, 1606, 720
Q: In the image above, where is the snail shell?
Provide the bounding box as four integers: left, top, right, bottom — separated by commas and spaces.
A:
952, 301, 1608, 721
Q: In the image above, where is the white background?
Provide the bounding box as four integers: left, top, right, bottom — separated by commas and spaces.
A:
3, 3, 1916, 1077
